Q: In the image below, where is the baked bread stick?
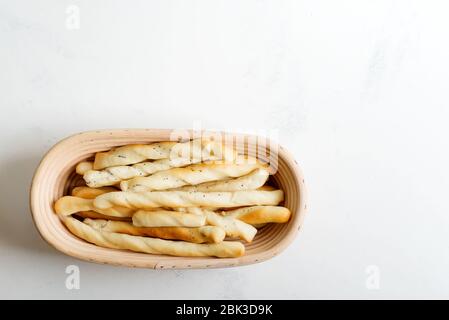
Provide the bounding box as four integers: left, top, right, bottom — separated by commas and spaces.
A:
63, 217, 244, 258
132, 210, 206, 227
185, 207, 257, 242
175, 168, 269, 192
93, 190, 284, 210
121, 160, 266, 191
223, 206, 291, 224
71, 186, 117, 199
84, 218, 225, 243
93, 138, 234, 170
55, 196, 134, 217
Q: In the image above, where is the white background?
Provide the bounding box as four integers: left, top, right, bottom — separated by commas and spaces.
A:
1, 0, 448, 299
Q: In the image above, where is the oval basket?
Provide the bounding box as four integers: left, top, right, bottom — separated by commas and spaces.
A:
30, 129, 307, 269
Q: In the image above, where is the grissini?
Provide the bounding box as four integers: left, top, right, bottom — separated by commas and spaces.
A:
75, 211, 132, 222
62, 217, 244, 258
121, 159, 266, 191
93, 141, 177, 169
54, 196, 134, 217
93, 190, 284, 210
75, 161, 93, 175
93, 138, 234, 170
84, 218, 225, 243
175, 168, 269, 192
185, 207, 257, 242
132, 210, 206, 227
71, 186, 117, 199
222, 206, 291, 224
83, 143, 237, 188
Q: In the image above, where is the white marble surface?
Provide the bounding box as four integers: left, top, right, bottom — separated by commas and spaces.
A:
1, 0, 449, 299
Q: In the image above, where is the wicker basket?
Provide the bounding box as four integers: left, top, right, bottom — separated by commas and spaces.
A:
30, 129, 307, 269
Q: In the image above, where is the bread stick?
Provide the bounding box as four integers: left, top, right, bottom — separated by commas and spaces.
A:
132, 210, 206, 227
93, 139, 234, 170
84, 143, 237, 188
185, 208, 257, 242
84, 218, 225, 243
121, 160, 266, 191
93, 190, 284, 209
223, 206, 291, 224
54, 196, 134, 217
75, 161, 93, 175
62, 217, 244, 258
71, 186, 117, 199
175, 168, 269, 192
94, 141, 177, 169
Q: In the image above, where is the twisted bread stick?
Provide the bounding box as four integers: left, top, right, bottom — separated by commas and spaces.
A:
132, 210, 206, 227
175, 168, 269, 192
94, 141, 177, 169
223, 206, 291, 224
76, 161, 93, 175
185, 208, 257, 242
84, 218, 225, 243
93, 190, 284, 209
93, 139, 234, 170
55, 196, 134, 217
83, 142, 237, 188
121, 160, 266, 191
63, 217, 244, 258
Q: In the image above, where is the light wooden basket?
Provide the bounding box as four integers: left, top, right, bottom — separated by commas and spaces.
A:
30, 129, 307, 269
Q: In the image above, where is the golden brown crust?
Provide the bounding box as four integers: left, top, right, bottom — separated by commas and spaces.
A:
257, 185, 276, 191
62, 217, 244, 258
224, 206, 291, 224
84, 218, 225, 243
175, 168, 269, 192
54, 196, 134, 217
71, 186, 117, 199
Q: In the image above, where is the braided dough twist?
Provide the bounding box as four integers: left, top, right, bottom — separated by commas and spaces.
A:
223, 206, 292, 224
94, 141, 177, 169
93, 190, 284, 209
55, 196, 134, 217
184, 208, 257, 242
175, 168, 269, 192
84, 218, 225, 244
93, 139, 235, 170
63, 217, 244, 258
121, 160, 266, 191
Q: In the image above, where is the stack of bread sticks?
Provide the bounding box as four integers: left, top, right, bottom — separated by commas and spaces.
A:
54, 138, 291, 258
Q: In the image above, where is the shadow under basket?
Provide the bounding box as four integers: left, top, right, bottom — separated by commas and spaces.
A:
30, 129, 308, 269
